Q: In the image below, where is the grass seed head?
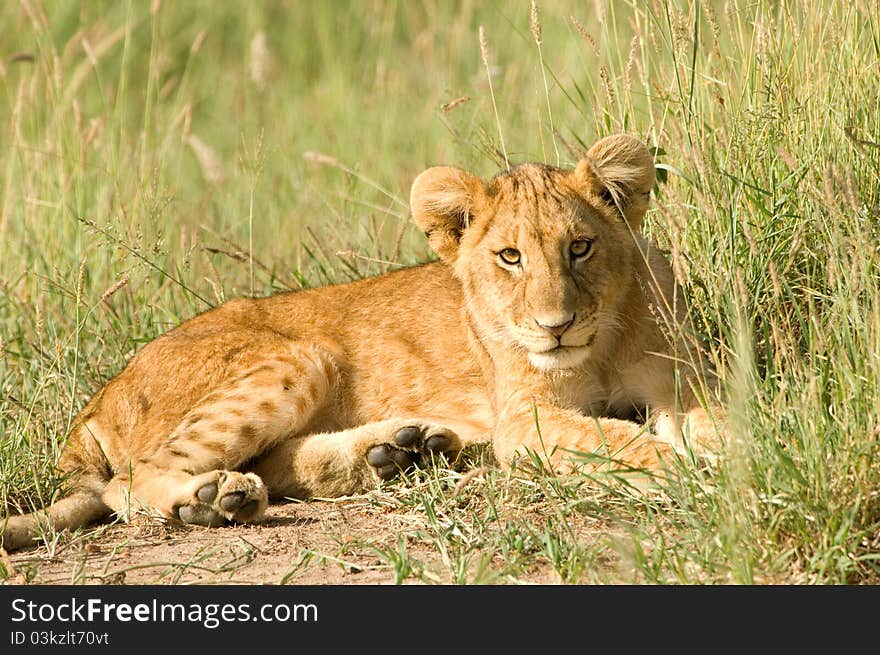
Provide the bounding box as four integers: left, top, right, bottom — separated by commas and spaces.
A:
530, 1, 542, 45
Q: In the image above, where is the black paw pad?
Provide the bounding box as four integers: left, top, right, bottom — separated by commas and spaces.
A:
368, 445, 413, 467
389, 449, 413, 467
235, 500, 260, 520
376, 464, 398, 481
367, 443, 415, 480
367, 444, 392, 467
425, 435, 449, 453
394, 426, 423, 447
178, 504, 225, 527
196, 483, 218, 503
220, 491, 246, 512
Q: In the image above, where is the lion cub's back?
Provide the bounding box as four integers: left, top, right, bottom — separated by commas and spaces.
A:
70, 262, 491, 467
255, 262, 492, 434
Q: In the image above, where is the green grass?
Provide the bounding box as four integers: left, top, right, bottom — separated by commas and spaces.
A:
2, 0, 879, 584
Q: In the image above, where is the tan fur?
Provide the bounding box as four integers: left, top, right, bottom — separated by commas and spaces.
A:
1, 135, 724, 551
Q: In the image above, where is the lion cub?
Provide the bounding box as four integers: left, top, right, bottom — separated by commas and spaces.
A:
2, 135, 723, 551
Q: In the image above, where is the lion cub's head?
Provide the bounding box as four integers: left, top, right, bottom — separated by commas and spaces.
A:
410, 134, 656, 372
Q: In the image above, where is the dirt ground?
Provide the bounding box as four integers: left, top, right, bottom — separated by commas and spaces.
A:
3, 498, 434, 585
2, 480, 624, 585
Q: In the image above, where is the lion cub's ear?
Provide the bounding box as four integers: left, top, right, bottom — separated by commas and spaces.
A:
573, 134, 656, 231
410, 166, 484, 262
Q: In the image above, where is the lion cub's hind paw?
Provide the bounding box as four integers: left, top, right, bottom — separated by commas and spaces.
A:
366, 424, 458, 481
175, 471, 268, 527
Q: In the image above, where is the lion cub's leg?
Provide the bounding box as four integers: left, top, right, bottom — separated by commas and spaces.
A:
252, 419, 461, 499
105, 467, 269, 527
493, 400, 674, 475
652, 404, 727, 459
103, 346, 337, 526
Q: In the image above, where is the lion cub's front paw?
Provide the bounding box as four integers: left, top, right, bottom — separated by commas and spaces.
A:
364, 423, 460, 481
653, 406, 726, 462
175, 470, 268, 527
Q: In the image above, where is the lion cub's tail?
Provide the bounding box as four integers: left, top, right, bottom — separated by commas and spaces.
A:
2, 412, 117, 552
1, 486, 110, 552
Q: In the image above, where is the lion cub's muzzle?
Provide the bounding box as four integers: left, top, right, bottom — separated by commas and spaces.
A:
534, 312, 575, 339
511, 313, 596, 371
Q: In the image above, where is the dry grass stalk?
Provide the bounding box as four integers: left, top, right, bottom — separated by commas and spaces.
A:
440, 95, 470, 112
249, 31, 270, 88
185, 134, 225, 183
478, 25, 509, 170
191, 29, 208, 54
570, 15, 600, 57
99, 276, 130, 304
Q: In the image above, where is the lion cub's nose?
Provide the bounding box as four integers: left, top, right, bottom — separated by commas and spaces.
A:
535, 313, 574, 337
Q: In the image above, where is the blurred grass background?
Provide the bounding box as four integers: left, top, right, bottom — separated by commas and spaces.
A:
1, 0, 879, 583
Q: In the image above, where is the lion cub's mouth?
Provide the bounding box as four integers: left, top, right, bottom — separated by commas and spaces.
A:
527, 344, 591, 371
508, 322, 597, 371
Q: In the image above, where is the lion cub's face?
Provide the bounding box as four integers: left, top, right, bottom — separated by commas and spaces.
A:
456, 165, 636, 370
411, 135, 656, 372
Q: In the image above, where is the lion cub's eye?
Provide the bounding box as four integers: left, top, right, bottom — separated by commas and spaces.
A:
569, 239, 593, 259
498, 248, 521, 266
